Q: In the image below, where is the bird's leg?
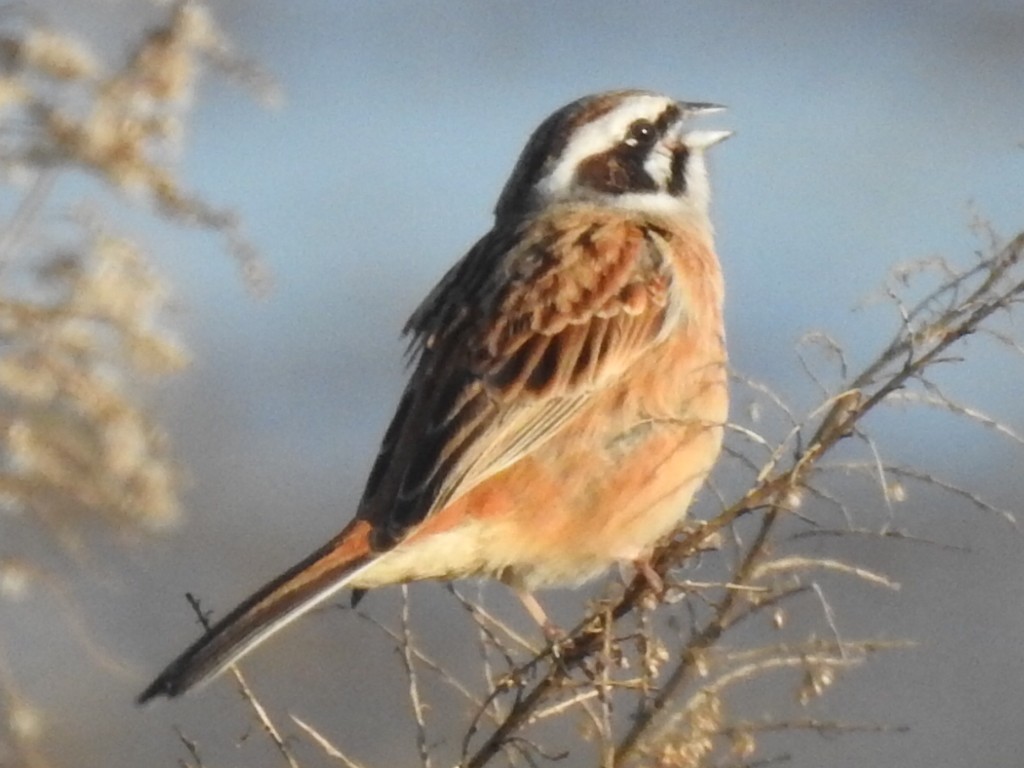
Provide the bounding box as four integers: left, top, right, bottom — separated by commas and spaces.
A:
634, 556, 665, 597
513, 587, 564, 643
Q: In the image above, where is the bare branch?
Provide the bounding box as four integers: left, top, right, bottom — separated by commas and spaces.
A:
399, 586, 434, 768
292, 715, 371, 768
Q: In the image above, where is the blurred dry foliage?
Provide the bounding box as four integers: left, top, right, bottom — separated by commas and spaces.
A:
199, 233, 1023, 765
0, 3, 270, 765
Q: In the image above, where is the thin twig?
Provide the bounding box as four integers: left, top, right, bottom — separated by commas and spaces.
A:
400, 585, 434, 768
185, 594, 300, 768
292, 715, 370, 768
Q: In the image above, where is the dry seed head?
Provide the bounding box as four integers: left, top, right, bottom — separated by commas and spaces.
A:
0, 559, 33, 600
8, 703, 43, 741
22, 29, 98, 80
133, 2, 221, 106
917, 321, 951, 347
0, 358, 59, 402
7, 420, 38, 471
52, 318, 96, 357
46, 107, 148, 190
103, 415, 149, 480
127, 460, 179, 528
783, 486, 804, 510
692, 648, 710, 677
730, 729, 756, 759
690, 691, 722, 733
0, 77, 27, 109
127, 332, 189, 374
134, 31, 194, 103
654, 641, 669, 663
652, 692, 722, 766
798, 662, 837, 705
656, 732, 713, 768
887, 481, 907, 502
174, 4, 217, 48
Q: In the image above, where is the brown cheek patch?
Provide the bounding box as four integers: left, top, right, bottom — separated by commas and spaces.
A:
575, 151, 620, 193
576, 149, 657, 195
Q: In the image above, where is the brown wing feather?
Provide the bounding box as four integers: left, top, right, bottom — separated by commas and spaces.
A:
358, 207, 682, 546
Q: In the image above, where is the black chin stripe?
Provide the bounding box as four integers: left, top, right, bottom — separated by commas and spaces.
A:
667, 147, 688, 195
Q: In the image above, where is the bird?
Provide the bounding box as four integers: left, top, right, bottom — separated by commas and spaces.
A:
138, 89, 731, 703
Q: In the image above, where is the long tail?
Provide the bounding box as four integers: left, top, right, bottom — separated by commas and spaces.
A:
137, 520, 376, 703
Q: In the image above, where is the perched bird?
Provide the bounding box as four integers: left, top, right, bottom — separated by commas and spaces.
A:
139, 90, 731, 703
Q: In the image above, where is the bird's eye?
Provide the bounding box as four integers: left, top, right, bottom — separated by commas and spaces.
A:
625, 119, 657, 147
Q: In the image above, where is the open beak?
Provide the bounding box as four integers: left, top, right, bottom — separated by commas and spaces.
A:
676, 102, 732, 150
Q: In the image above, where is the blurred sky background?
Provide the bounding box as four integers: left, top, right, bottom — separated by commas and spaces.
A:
10, 1, 1024, 766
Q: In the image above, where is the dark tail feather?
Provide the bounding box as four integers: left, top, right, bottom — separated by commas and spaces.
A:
137, 520, 375, 704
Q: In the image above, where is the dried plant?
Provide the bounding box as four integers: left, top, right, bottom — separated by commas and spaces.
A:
0, 3, 268, 765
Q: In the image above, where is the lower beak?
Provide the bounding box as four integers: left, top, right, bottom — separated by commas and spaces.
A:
684, 129, 734, 150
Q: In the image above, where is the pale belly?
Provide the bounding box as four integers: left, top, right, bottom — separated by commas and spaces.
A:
353, 346, 728, 592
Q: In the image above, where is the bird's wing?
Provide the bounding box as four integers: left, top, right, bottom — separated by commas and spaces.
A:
359, 209, 684, 543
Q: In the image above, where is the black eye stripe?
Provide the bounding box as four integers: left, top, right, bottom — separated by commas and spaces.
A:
653, 103, 682, 135
626, 119, 657, 146
623, 103, 683, 149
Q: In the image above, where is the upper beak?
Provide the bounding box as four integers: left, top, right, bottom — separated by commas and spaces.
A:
682, 102, 727, 116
